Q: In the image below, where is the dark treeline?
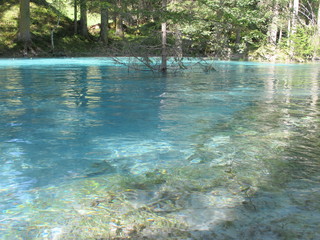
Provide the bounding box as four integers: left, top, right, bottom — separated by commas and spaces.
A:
2, 0, 320, 62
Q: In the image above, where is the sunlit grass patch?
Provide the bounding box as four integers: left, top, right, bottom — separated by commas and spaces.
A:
0, 3, 18, 53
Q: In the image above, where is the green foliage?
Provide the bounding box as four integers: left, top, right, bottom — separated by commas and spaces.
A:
1, 0, 320, 61
167, 0, 267, 58
138, 22, 161, 36
290, 27, 315, 60
276, 26, 317, 61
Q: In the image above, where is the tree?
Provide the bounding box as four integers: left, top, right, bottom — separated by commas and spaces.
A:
292, 0, 300, 34
17, 0, 32, 45
100, 0, 109, 43
80, 0, 89, 37
318, 1, 320, 33
74, 0, 78, 34
267, 1, 279, 45
160, 0, 167, 72
115, 0, 124, 37
289, 0, 300, 58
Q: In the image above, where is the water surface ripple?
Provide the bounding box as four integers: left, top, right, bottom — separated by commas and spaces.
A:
0, 58, 319, 239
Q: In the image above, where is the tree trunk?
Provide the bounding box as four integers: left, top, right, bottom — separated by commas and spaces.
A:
236, 28, 241, 44
287, 0, 292, 40
137, 0, 144, 25
291, 0, 299, 34
267, 3, 279, 45
289, 0, 299, 58
115, 0, 124, 37
80, 0, 89, 37
100, 0, 109, 43
161, 0, 167, 72
317, 1, 320, 34
51, 16, 60, 53
74, 0, 78, 34
174, 26, 183, 59
115, 16, 124, 37
278, 27, 282, 43
17, 0, 31, 44
172, 0, 182, 59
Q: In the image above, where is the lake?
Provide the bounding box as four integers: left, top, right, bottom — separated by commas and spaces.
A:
0, 58, 319, 239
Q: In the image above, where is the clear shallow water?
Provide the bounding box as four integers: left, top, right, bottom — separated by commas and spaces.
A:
0, 58, 319, 239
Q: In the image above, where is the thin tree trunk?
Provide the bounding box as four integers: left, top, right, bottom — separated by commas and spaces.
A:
17, 0, 31, 44
278, 27, 282, 43
100, 0, 109, 43
174, 26, 183, 59
161, 0, 167, 72
290, 0, 299, 58
236, 28, 241, 44
74, 0, 78, 34
288, 0, 292, 41
172, 0, 182, 59
317, 1, 320, 33
51, 16, 60, 53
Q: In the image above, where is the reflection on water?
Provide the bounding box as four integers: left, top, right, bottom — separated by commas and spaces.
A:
0, 58, 319, 239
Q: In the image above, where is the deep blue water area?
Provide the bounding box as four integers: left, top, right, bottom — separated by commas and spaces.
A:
0, 58, 320, 239
0, 58, 247, 188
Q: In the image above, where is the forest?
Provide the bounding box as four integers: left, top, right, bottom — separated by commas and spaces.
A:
1, 0, 320, 62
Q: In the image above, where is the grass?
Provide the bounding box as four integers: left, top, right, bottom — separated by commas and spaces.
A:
0, 1, 19, 53
0, 0, 112, 57
46, 0, 101, 26
0, 0, 162, 58
0, 0, 71, 56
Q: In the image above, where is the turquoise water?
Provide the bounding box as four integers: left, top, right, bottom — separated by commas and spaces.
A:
0, 58, 320, 239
